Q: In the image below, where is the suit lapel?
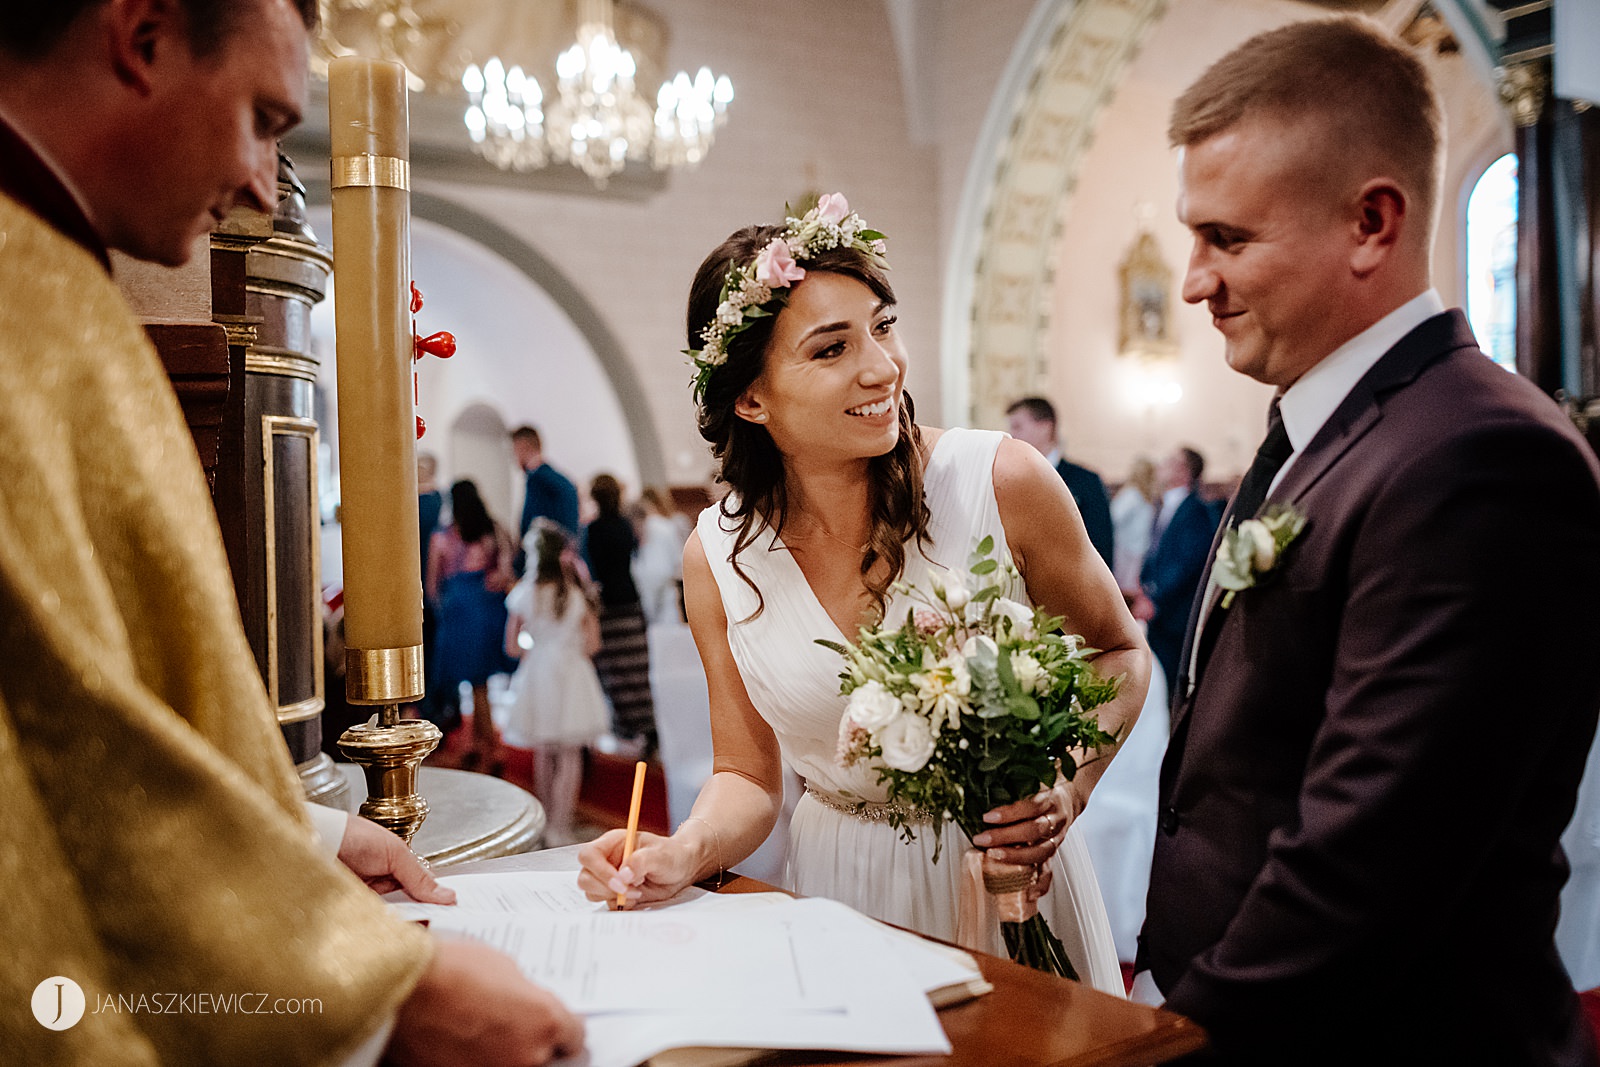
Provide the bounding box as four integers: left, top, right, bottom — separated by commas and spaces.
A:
1169, 310, 1477, 737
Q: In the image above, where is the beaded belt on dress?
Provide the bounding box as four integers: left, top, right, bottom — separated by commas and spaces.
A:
803, 782, 935, 825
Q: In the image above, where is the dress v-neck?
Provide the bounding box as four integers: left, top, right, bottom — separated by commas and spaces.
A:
768, 430, 956, 642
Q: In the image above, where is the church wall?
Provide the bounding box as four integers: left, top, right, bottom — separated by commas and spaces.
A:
415, 0, 950, 490
1042, 0, 1511, 486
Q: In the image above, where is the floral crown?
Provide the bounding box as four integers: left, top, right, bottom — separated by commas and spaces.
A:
687, 192, 888, 401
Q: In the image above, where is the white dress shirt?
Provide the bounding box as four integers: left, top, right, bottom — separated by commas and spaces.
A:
1269, 289, 1445, 495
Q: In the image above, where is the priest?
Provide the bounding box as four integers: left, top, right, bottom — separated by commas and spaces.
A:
0, 1, 582, 1064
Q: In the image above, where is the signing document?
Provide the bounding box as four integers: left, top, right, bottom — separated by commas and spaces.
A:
390, 871, 962, 1066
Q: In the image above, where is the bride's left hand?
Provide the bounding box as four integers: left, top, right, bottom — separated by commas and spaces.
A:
971, 784, 1076, 885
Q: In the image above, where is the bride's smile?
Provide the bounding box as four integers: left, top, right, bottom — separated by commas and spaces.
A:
735, 271, 907, 464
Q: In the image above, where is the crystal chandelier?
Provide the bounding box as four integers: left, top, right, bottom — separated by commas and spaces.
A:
462, 0, 732, 187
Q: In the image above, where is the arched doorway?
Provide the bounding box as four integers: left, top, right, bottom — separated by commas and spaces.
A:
309, 208, 650, 541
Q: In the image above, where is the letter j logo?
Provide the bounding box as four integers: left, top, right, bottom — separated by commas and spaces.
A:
32, 977, 86, 1030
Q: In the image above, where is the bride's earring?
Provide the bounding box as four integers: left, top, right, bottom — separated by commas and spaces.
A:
752, 413, 769, 423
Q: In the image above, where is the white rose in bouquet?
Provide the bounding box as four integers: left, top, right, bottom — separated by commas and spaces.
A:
878, 712, 937, 772
1009, 650, 1046, 694
993, 597, 1035, 639
845, 680, 902, 731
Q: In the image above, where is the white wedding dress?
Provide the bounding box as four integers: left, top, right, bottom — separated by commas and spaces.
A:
697, 427, 1124, 995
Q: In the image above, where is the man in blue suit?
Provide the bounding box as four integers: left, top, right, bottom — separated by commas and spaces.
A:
1006, 396, 1115, 569
512, 424, 580, 543
1132, 446, 1217, 692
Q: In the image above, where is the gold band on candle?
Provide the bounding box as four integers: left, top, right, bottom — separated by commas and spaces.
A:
330, 154, 411, 191
345, 645, 425, 704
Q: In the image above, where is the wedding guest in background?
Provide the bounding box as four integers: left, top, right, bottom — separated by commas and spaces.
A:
505, 521, 609, 846
583, 473, 657, 755
1110, 456, 1159, 596
513, 424, 580, 544
427, 479, 517, 775
1006, 395, 1115, 570
1137, 18, 1600, 1065
634, 486, 688, 626
415, 451, 454, 730
1132, 446, 1218, 691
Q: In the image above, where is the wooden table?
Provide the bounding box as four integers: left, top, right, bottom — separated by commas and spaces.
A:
446, 850, 1208, 1067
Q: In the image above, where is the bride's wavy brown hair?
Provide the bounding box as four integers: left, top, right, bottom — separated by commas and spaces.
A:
687, 224, 932, 621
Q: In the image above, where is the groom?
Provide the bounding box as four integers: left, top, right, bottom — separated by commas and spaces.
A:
1137, 17, 1600, 1065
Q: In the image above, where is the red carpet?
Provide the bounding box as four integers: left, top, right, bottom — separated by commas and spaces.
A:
1581, 988, 1600, 1048
427, 715, 669, 837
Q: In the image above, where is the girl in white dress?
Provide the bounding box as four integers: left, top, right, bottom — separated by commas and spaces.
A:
578, 196, 1151, 993
504, 521, 609, 845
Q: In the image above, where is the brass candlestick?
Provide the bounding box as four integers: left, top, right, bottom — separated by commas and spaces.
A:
336, 645, 439, 844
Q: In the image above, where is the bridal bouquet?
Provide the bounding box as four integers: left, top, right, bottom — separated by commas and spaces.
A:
819, 536, 1120, 977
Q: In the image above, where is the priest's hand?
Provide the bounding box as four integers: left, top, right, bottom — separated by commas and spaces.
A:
969, 785, 1074, 900
337, 815, 457, 904
577, 828, 701, 907
388, 940, 584, 1066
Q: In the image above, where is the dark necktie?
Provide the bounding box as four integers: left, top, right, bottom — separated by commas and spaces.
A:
1225, 398, 1293, 527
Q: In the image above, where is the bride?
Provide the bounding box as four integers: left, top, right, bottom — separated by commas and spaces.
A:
578, 195, 1151, 992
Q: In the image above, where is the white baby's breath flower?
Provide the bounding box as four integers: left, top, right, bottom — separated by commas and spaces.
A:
845, 680, 901, 731
878, 713, 936, 772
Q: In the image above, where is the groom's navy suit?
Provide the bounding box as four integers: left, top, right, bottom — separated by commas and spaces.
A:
1141, 311, 1600, 1065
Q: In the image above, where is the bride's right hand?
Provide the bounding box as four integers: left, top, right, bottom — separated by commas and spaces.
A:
576, 829, 702, 906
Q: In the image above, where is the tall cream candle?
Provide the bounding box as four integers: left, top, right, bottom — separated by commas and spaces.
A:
329, 56, 422, 656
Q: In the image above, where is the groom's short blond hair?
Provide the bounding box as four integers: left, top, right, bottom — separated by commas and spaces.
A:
1170, 17, 1442, 238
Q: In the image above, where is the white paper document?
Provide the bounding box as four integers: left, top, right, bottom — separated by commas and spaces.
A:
389, 871, 957, 1067
388, 870, 710, 921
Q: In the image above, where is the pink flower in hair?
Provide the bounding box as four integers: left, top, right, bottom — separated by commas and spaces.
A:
816, 192, 850, 224
753, 237, 806, 289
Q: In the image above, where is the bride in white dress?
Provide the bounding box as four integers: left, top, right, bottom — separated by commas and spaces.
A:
578, 196, 1151, 994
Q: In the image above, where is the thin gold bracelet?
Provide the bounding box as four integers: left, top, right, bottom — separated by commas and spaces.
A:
681, 815, 726, 888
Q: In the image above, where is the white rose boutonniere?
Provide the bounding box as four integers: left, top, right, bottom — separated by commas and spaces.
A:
1213, 503, 1307, 609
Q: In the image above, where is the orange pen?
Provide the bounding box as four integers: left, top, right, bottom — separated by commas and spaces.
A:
615, 760, 648, 909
